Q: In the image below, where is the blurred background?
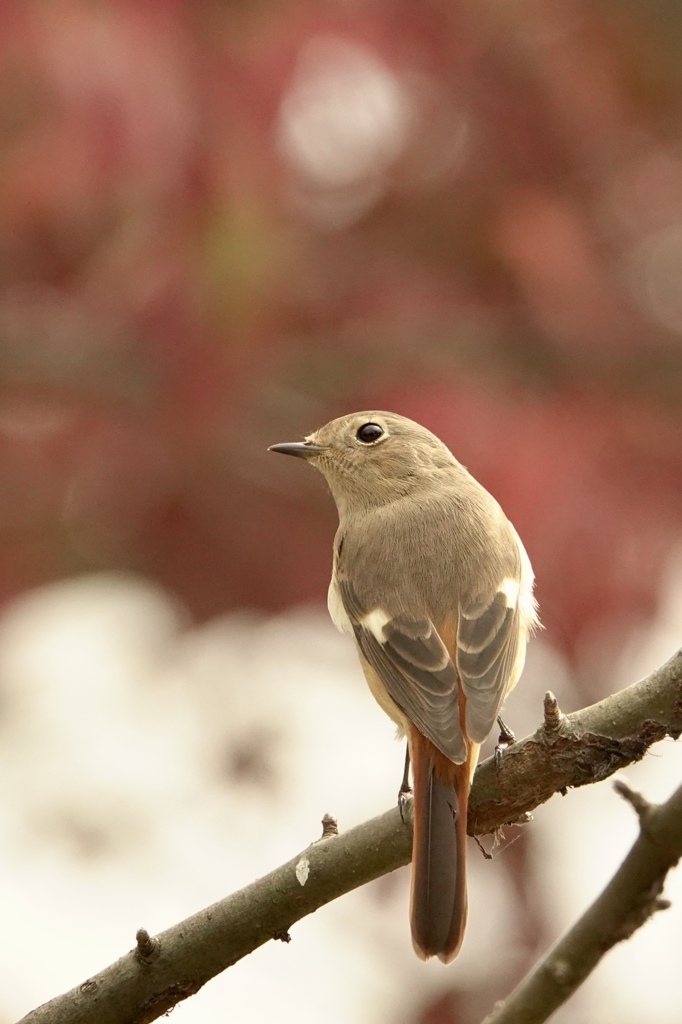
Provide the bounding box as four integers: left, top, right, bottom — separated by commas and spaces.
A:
1, 1, 681, 1022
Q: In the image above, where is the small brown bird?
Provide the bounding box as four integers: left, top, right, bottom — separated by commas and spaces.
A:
270, 411, 538, 963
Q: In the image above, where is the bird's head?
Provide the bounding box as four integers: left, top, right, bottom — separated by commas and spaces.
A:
270, 411, 457, 516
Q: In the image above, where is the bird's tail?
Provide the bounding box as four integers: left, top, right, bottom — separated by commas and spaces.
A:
409, 727, 472, 964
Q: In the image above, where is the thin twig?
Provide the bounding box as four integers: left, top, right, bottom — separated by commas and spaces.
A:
481, 776, 682, 1024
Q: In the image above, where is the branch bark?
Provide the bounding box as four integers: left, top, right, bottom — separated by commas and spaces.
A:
18, 647, 682, 1024
481, 776, 682, 1024
469, 645, 682, 835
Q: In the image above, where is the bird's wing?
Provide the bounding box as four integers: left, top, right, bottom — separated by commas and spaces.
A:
456, 587, 522, 744
338, 577, 467, 763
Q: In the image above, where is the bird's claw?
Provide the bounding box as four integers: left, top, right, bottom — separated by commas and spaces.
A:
398, 785, 413, 825
495, 715, 515, 768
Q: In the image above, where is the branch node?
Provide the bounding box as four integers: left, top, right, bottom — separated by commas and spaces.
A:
543, 691, 565, 732
135, 928, 158, 964
654, 898, 671, 913
320, 813, 339, 840
274, 929, 292, 943
614, 778, 651, 819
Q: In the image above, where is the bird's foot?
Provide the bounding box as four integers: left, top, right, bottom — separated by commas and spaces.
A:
398, 783, 413, 825
494, 715, 516, 768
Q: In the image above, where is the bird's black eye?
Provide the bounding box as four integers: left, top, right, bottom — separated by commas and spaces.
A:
356, 423, 384, 444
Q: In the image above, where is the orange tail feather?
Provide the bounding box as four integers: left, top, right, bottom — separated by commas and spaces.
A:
409, 727, 470, 964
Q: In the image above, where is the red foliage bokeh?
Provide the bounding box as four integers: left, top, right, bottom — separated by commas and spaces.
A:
0, 0, 680, 664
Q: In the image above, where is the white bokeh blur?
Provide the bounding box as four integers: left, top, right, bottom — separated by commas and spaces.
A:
277, 35, 412, 228
276, 34, 469, 230
0, 551, 681, 1024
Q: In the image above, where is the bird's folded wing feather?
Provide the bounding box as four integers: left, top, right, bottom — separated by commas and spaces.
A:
340, 571, 526, 757
338, 578, 467, 763
456, 590, 522, 744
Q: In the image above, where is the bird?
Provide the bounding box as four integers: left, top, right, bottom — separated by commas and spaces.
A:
269, 411, 539, 963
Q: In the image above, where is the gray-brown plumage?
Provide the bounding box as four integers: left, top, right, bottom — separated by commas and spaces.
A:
270, 411, 539, 962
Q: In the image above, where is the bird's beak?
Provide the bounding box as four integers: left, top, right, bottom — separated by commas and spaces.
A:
268, 441, 324, 460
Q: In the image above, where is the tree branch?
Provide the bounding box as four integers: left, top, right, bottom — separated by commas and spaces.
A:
469, 646, 682, 834
17, 647, 682, 1024
19, 810, 413, 1024
481, 776, 682, 1024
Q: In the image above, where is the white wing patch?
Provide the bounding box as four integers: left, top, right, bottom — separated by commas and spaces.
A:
360, 608, 391, 644
329, 576, 395, 644
499, 577, 520, 608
